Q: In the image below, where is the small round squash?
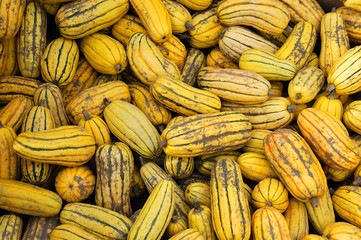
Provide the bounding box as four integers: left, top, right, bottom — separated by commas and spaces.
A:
55, 165, 95, 202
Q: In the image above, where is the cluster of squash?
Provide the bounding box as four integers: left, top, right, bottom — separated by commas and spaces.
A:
2, 0, 361, 239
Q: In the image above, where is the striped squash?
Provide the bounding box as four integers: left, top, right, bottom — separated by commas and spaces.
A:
337, 7, 361, 44
288, 66, 325, 104
111, 14, 148, 46
78, 110, 112, 147
237, 152, 277, 182
0, 95, 33, 132
221, 97, 295, 130
55, 0, 129, 39
322, 222, 361, 239
17, 2, 47, 78
92, 73, 122, 86
327, 45, 361, 95
325, 165, 353, 182
164, 155, 194, 180
211, 159, 251, 240
180, 48, 206, 86
252, 207, 291, 240
103, 100, 161, 159
307, 52, 319, 67
0, 179, 62, 217
197, 151, 240, 177
297, 108, 361, 170
174, 0, 211, 11
50, 224, 103, 240
197, 67, 272, 104
275, 21, 317, 71
22, 216, 59, 240
217, 0, 290, 35
66, 81, 130, 124
127, 32, 180, 86
270, 81, 284, 97
188, 8, 224, 49
251, 178, 289, 213
188, 199, 216, 240
34, 83, 69, 127
242, 129, 272, 154
40, 37, 79, 88
55, 165, 96, 202
185, 182, 211, 208
0, 214, 23, 240
128, 82, 172, 126
219, 26, 278, 62
278, 0, 324, 33
319, 10, 349, 76
332, 186, 361, 228
344, 100, 361, 135
305, 189, 335, 234
0, 76, 41, 103
302, 235, 327, 240
264, 128, 327, 203
0, 0, 26, 40
151, 75, 221, 116
95, 142, 134, 217
130, 164, 146, 198
60, 202, 132, 240
162, 0, 193, 34
80, 33, 127, 75
61, 58, 99, 106
139, 161, 190, 221
13, 125, 96, 167
127, 178, 175, 240
238, 48, 297, 81
284, 197, 309, 240
21, 101, 55, 186
0, 121, 19, 180
344, 0, 361, 11
130, 0, 172, 43
206, 48, 238, 69
165, 215, 188, 238
160, 111, 252, 157
157, 34, 187, 68
313, 91, 344, 121
169, 229, 205, 240
0, 38, 18, 76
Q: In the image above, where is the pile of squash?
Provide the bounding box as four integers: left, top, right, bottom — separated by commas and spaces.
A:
2, 0, 361, 239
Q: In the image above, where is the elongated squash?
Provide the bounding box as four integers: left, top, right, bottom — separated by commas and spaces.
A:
0, 179, 62, 217
0, 214, 23, 240
196, 151, 240, 177
322, 222, 361, 239
130, 0, 172, 43
238, 48, 297, 81
332, 186, 361, 228
284, 197, 309, 240
0, 121, 19, 180
197, 67, 273, 105
217, 0, 290, 35
95, 142, 134, 217
264, 128, 327, 203
0, 0, 25, 40
13, 125, 96, 167
66, 81, 130, 124
17, 2, 47, 78
127, 32, 180, 86
80, 33, 127, 75
104, 100, 162, 159
180, 48, 206, 86
0, 76, 41, 103
0, 38, 18, 76
22, 216, 59, 240
50, 224, 103, 240
55, 0, 129, 39
128, 178, 175, 240
40, 37, 79, 88
211, 159, 251, 240
60, 202, 132, 240
252, 207, 291, 240
160, 111, 252, 157
237, 152, 277, 182
297, 108, 360, 170
275, 21, 317, 71
151, 75, 221, 116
